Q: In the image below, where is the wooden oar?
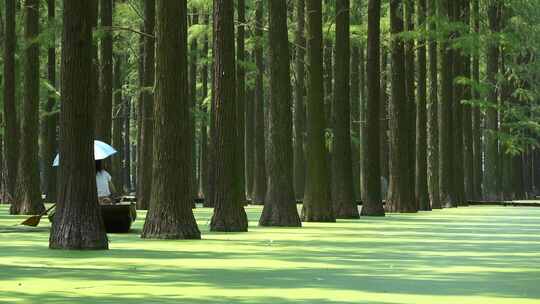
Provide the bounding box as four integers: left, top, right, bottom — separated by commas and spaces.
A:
20, 204, 56, 227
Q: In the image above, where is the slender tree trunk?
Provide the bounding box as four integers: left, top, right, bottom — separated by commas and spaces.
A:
200, 14, 210, 200
50, 0, 108, 250
245, 86, 255, 199
331, 0, 358, 218
124, 97, 131, 191
96, 0, 113, 144
427, 0, 441, 209
141, 0, 200, 239
3, 0, 18, 202
361, 0, 385, 216
302, 0, 335, 222
293, 0, 306, 201
438, 0, 455, 207
416, 0, 430, 211
380, 48, 389, 183
461, 0, 474, 202
11, 0, 45, 215
260, 0, 302, 227
210, 0, 248, 232
404, 0, 416, 202
189, 13, 199, 203
137, 0, 155, 210
350, 44, 361, 203
471, 0, 482, 200
387, 0, 416, 213
112, 54, 124, 193
43, 0, 58, 203
451, 0, 466, 205
236, 1, 246, 203
252, 1, 266, 204
484, 0, 501, 201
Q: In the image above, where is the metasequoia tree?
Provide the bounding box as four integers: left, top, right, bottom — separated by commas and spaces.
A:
386, 0, 416, 213
137, 0, 155, 210
362, 0, 385, 216
96, 0, 113, 143
210, 0, 248, 232
141, 0, 200, 239
438, 0, 455, 207
50, 0, 108, 250
331, 0, 359, 219
427, 0, 441, 209
302, 0, 335, 222
3, 0, 18, 202
11, 0, 45, 215
260, 0, 301, 227
293, 0, 306, 201
252, 0, 266, 204
43, 0, 58, 203
416, 0, 430, 211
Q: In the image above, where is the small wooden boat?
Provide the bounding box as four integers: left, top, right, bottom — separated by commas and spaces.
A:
48, 202, 137, 233
101, 202, 137, 233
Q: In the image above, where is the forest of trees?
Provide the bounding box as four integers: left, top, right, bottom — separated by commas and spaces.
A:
1, 0, 540, 249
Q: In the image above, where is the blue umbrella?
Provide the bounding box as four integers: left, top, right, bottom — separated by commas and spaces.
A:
52, 140, 117, 167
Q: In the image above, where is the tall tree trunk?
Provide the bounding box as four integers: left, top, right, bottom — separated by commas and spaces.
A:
43, 0, 58, 203
438, 0, 455, 207
427, 0, 441, 209
331, 0, 358, 218
124, 97, 131, 191
111, 54, 124, 193
260, 0, 302, 227
200, 14, 210, 200
236, 1, 246, 203
302, 0, 335, 222
471, 0, 482, 200
380, 48, 389, 183
361, 0, 385, 216
461, 0, 474, 202
404, 0, 416, 202
451, 0, 466, 205
416, 0, 430, 211
11, 0, 45, 215
293, 0, 306, 201
350, 44, 360, 202
137, 0, 155, 210
3, 0, 18, 202
210, 0, 248, 232
189, 13, 199, 203
387, 0, 416, 213
96, 0, 113, 144
141, 0, 200, 239
484, 0, 501, 201
252, 1, 266, 204
50, 0, 108, 250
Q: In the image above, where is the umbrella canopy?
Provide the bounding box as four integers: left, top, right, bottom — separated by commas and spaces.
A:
52, 140, 117, 167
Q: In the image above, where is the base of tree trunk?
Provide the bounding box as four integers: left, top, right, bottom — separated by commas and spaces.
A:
301, 205, 336, 222
9, 198, 45, 215
259, 203, 301, 227
385, 204, 418, 213
334, 203, 361, 219
141, 223, 201, 239
360, 204, 385, 216
210, 209, 248, 232
50, 216, 109, 250
418, 205, 432, 211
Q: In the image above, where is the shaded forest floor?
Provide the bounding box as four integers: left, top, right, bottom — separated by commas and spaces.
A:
0, 205, 539, 304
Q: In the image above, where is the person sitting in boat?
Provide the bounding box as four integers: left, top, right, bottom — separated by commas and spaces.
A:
96, 160, 116, 205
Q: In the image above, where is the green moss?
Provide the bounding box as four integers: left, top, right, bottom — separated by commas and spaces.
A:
0, 205, 539, 303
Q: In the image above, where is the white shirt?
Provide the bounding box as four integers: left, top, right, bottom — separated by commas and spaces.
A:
96, 170, 112, 197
